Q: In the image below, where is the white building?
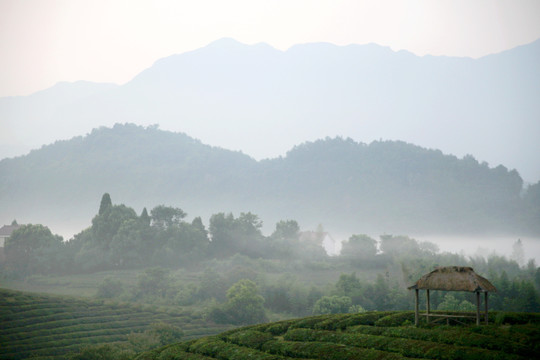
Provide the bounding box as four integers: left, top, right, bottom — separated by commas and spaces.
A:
0, 223, 20, 247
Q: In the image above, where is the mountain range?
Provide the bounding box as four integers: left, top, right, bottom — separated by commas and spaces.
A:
1, 38, 539, 182
0, 124, 537, 239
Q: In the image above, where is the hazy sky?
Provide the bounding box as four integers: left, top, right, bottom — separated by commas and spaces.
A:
1, 0, 540, 97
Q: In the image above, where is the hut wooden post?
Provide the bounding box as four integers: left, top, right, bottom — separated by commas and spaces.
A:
414, 289, 419, 326
485, 292, 489, 325
408, 266, 497, 326
426, 289, 430, 324
476, 291, 481, 326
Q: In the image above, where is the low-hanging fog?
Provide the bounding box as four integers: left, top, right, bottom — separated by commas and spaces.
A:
326, 234, 540, 265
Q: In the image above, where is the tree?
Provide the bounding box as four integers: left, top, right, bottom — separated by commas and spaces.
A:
208, 212, 265, 258
370, 273, 392, 311
4, 224, 64, 277
272, 220, 300, 241
335, 273, 361, 295
128, 322, 184, 352
312, 295, 352, 315
96, 276, 123, 298
222, 279, 267, 325
437, 293, 475, 312
135, 267, 171, 300
268, 220, 301, 258
511, 239, 525, 267
340, 234, 377, 262
98, 193, 112, 215
110, 219, 156, 268
380, 235, 419, 257
197, 268, 227, 302
150, 205, 186, 229
140, 207, 151, 225
148, 322, 184, 346
92, 204, 138, 248
334, 273, 372, 310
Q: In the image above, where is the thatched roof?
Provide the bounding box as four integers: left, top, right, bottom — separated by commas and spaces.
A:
408, 266, 497, 293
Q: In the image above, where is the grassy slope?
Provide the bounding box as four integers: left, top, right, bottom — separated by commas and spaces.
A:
138, 311, 540, 360
0, 288, 232, 360
0, 269, 149, 297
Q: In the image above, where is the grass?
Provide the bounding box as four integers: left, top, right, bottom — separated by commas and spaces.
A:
0, 270, 141, 297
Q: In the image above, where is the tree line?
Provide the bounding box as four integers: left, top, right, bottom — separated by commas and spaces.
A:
2, 193, 325, 276
2, 192, 539, 322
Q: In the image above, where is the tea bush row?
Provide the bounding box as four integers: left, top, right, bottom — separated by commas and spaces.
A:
283, 328, 522, 360
350, 324, 531, 357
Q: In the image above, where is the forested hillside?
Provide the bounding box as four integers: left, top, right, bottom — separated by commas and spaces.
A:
0, 123, 538, 236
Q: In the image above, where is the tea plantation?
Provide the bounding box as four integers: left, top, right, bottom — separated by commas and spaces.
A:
137, 311, 540, 360
0, 288, 232, 359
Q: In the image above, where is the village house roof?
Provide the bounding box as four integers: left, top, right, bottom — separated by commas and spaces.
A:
408, 266, 497, 293
0, 224, 20, 237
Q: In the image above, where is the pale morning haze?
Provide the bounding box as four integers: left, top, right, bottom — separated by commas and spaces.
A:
1, 0, 540, 97
2, 3, 540, 353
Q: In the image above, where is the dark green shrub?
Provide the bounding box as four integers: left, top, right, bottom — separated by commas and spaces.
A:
333, 311, 396, 329
261, 339, 406, 360
256, 319, 295, 335
226, 330, 274, 349
188, 337, 286, 359
289, 314, 331, 329
283, 328, 522, 360
374, 312, 415, 327
490, 312, 540, 325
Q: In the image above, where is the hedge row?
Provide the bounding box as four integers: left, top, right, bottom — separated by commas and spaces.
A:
283, 328, 523, 360
1, 310, 189, 333
188, 337, 288, 360
261, 338, 409, 360
350, 324, 533, 357
0, 288, 230, 360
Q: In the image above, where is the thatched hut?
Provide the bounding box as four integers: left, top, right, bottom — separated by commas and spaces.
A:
408, 266, 497, 325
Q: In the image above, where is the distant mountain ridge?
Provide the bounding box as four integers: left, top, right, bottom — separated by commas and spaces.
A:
1, 38, 539, 182
0, 124, 538, 238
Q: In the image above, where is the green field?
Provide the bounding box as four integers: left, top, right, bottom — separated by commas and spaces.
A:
0, 288, 232, 360
138, 311, 540, 360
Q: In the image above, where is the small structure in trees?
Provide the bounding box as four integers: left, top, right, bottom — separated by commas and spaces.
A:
408, 266, 497, 326
0, 221, 20, 248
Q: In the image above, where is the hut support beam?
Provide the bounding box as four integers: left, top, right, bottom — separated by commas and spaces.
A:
476, 291, 480, 326
485, 292, 489, 325
426, 289, 430, 324
415, 289, 419, 326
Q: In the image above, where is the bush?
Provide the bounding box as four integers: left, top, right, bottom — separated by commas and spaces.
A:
374, 312, 415, 327
312, 295, 352, 315
226, 330, 274, 349
96, 277, 124, 299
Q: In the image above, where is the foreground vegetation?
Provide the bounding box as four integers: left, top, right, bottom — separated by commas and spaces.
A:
0, 288, 232, 360
138, 311, 540, 360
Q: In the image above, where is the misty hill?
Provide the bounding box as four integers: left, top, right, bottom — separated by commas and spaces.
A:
1, 38, 539, 182
1, 124, 538, 237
